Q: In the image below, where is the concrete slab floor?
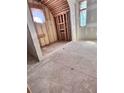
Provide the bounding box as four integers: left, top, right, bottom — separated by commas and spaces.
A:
27, 41, 69, 69
27, 41, 97, 93
41, 41, 69, 56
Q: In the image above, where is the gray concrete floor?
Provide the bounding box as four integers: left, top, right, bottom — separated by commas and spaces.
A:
27, 41, 69, 69
27, 41, 97, 93
42, 41, 69, 56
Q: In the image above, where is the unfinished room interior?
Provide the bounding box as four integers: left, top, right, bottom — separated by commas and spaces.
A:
27, 0, 97, 93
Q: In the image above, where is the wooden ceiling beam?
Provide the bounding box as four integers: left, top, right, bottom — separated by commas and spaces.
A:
54, 10, 69, 17
28, 2, 43, 9
43, 0, 57, 5
47, 2, 68, 10
30, 0, 70, 16
46, 0, 67, 6
50, 5, 69, 12
52, 8, 69, 16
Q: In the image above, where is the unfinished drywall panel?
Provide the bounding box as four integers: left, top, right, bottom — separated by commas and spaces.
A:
50, 12, 58, 41
44, 7, 57, 43
87, 27, 96, 39
77, 28, 96, 40
41, 5, 57, 45
35, 23, 49, 46
44, 8, 53, 43
40, 23, 50, 45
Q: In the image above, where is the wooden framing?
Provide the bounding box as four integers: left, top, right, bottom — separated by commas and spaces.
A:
41, 0, 69, 16
28, 2, 43, 9
28, 1, 58, 47
28, 0, 70, 16
55, 11, 71, 41
28, 0, 71, 45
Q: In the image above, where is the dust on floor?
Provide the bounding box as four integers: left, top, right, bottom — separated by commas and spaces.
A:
27, 41, 97, 93
42, 41, 69, 56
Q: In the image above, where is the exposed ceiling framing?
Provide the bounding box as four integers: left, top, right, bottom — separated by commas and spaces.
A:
28, 0, 70, 16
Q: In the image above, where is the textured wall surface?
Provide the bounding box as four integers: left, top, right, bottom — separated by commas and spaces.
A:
67, 0, 77, 41
34, 5, 57, 46
78, 0, 97, 40
67, 0, 97, 41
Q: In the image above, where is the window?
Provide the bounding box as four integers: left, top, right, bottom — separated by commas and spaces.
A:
80, 0, 87, 27
31, 8, 45, 24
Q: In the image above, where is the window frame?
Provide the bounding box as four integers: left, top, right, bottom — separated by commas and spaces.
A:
31, 8, 46, 24
79, 0, 87, 27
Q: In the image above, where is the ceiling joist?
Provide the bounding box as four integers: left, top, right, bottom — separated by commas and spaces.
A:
28, 0, 70, 16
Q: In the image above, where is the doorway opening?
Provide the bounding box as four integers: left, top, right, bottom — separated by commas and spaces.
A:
28, 1, 72, 56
